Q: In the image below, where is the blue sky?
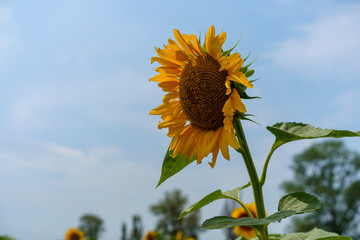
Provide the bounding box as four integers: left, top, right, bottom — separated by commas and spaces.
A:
0, 0, 360, 240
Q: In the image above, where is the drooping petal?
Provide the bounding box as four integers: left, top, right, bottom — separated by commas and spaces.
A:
223, 53, 244, 74
230, 90, 247, 113
218, 128, 230, 160
225, 129, 240, 149
227, 72, 253, 88
208, 143, 220, 168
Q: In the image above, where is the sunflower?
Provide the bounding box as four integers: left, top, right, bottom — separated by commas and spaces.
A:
231, 202, 258, 239
64, 227, 85, 240
150, 26, 253, 168
143, 231, 157, 240
176, 230, 183, 240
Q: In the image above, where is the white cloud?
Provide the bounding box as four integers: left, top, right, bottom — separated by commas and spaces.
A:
320, 89, 360, 128
264, 4, 360, 77
0, 6, 12, 25
0, 6, 21, 67
0, 138, 266, 240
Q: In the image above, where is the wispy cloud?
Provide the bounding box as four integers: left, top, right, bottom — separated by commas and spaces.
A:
0, 6, 12, 25
0, 6, 21, 68
0, 138, 255, 240
263, 4, 360, 77
320, 89, 360, 128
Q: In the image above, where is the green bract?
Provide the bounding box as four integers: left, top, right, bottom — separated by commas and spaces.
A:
156, 148, 195, 188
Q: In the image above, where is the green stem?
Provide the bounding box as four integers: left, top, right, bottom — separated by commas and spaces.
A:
259, 144, 277, 186
234, 117, 268, 240
235, 198, 254, 218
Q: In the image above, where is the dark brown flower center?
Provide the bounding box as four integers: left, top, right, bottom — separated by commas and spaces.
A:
179, 56, 228, 130
70, 233, 81, 240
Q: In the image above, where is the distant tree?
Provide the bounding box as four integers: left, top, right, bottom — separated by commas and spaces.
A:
121, 222, 127, 240
0, 236, 16, 240
130, 215, 143, 240
79, 213, 105, 240
281, 140, 360, 239
222, 199, 237, 240
120, 215, 143, 240
150, 189, 200, 239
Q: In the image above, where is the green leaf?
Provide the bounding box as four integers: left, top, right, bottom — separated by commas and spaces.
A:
179, 184, 250, 219
281, 228, 352, 240
269, 234, 284, 240
201, 192, 320, 230
156, 148, 195, 188
239, 91, 261, 100
245, 68, 255, 77
267, 122, 360, 149
278, 192, 321, 214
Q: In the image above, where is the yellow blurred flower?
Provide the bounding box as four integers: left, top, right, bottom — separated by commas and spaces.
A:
175, 230, 183, 240
150, 26, 252, 168
65, 227, 85, 240
143, 230, 157, 240
231, 202, 258, 239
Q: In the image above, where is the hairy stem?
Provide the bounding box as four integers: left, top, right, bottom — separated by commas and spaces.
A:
234, 117, 268, 240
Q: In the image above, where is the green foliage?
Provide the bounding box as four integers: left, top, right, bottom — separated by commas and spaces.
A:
157, 148, 195, 188
150, 189, 200, 239
201, 192, 320, 230
222, 200, 238, 240
278, 192, 320, 214
266, 122, 360, 149
121, 215, 143, 240
0, 236, 16, 240
281, 228, 352, 240
281, 140, 360, 239
78, 213, 105, 240
179, 184, 250, 219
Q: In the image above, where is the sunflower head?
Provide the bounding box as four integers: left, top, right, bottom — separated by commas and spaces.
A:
143, 231, 157, 240
150, 26, 255, 168
175, 230, 183, 240
65, 228, 85, 240
231, 202, 258, 239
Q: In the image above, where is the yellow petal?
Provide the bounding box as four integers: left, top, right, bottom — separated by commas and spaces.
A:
225, 130, 240, 149
218, 56, 230, 71
149, 74, 179, 83
208, 144, 219, 168
188, 34, 205, 56
225, 79, 231, 95
225, 53, 244, 74
222, 98, 235, 116
230, 90, 247, 113
205, 26, 215, 54
223, 115, 234, 133
151, 57, 182, 68
218, 128, 230, 160
167, 125, 185, 138
158, 81, 179, 92
173, 29, 194, 56
211, 32, 226, 60
227, 72, 253, 88
183, 127, 199, 158
163, 91, 179, 103
204, 128, 220, 154
156, 67, 181, 75
155, 47, 188, 65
